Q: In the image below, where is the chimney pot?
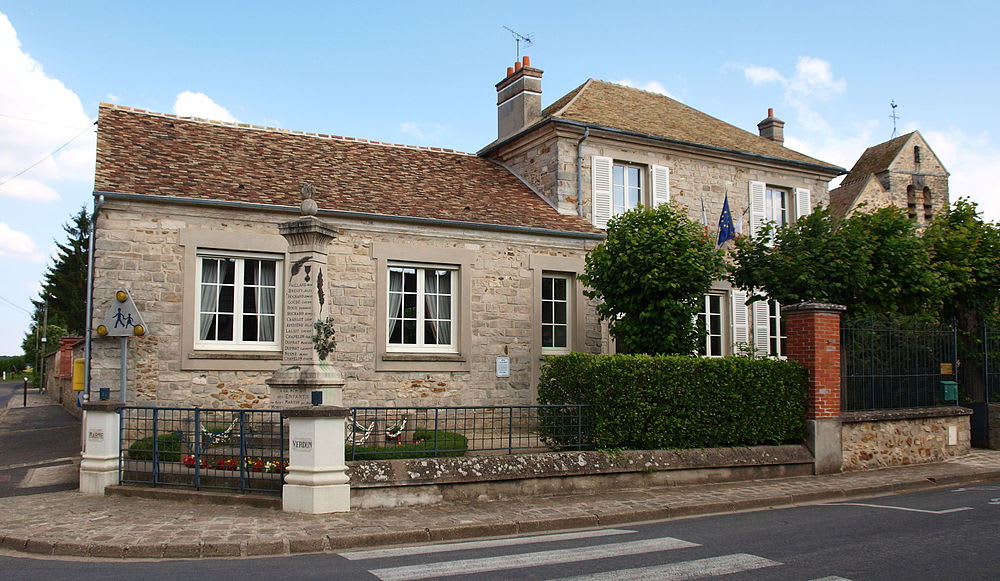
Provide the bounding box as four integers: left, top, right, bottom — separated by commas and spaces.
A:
768, 108, 774, 117
522, 55, 531, 67
507, 66, 514, 77
514, 61, 522, 72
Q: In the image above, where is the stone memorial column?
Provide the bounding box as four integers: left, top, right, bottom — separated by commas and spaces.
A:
266, 185, 345, 406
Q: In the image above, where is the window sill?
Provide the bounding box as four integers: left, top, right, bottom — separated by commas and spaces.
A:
187, 351, 283, 361
381, 353, 466, 363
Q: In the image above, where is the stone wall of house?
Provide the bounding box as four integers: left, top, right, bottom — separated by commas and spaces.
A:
491, 129, 834, 227
841, 407, 971, 471
89, 199, 603, 409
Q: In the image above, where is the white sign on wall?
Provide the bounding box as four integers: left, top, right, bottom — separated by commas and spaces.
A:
495, 356, 510, 378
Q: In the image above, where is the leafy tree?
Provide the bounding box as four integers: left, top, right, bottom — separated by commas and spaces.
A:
21, 208, 90, 370
580, 203, 726, 355
729, 206, 938, 316
923, 199, 1000, 401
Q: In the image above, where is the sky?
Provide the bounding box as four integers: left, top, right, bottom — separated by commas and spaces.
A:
1, 1, 999, 356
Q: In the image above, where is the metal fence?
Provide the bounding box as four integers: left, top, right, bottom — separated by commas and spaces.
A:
346, 404, 591, 460
841, 318, 958, 411
986, 324, 1000, 403
119, 406, 286, 493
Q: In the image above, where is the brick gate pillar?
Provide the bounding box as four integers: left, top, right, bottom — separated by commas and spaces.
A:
782, 302, 846, 474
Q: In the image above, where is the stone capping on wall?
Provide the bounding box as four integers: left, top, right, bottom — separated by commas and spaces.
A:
348, 445, 813, 488
780, 302, 848, 314
281, 405, 350, 418
841, 406, 972, 423
82, 401, 125, 412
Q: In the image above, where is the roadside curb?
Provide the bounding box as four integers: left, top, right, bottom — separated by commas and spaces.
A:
3, 468, 999, 560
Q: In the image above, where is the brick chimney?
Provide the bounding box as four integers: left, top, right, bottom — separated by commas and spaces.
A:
496, 56, 543, 140
757, 108, 785, 144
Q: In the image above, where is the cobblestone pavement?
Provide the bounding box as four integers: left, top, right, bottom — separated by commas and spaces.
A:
3, 391, 1000, 560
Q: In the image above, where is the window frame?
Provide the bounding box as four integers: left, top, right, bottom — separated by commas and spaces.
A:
767, 298, 786, 358
764, 187, 788, 227
541, 273, 573, 355
698, 293, 725, 358
612, 162, 644, 217
193, 251, 283, 352
386, 261, 458, 354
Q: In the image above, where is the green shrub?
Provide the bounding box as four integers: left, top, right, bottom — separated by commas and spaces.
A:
538, 353, 807, 450
128, 432, 182, 462
347, 428, 468, 461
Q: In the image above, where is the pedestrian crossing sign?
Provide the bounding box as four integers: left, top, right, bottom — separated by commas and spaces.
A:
95, 289, 148, 337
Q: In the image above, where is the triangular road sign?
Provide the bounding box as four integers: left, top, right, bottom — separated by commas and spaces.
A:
96, 289, 148, 337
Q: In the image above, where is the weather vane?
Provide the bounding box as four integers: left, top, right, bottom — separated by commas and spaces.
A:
889, 100, 900, 138
502, 26, 533, 60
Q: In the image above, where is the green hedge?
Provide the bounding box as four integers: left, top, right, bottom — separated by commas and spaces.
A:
127, 432, 182, 462
347, 428, 468, 461
538, 353, 807, 450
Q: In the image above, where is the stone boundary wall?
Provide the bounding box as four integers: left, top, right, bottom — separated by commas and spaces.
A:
841, 407, 971, 471
346, 445, 814, 508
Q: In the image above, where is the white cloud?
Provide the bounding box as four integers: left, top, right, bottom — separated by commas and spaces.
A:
399, 121, 446, 142
735, 56, 846, 135
0, 12, 95, 203
614, 79, 675, 99
0, 222, 45, 262
172, 91, 238, 122
921, 128, 1000, 223
105, 93, 120, 103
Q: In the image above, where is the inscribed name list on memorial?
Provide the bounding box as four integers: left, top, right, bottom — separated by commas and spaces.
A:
283, 277, 315, 363
291, 438, 313, 451
271, 387, 314, 408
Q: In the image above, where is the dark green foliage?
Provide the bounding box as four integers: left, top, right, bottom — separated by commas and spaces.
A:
128, 432, 182, 462
346, 429, 468, 460
580, 204, 726, 355
730, 206, 937, 315
538, 353, 807, 449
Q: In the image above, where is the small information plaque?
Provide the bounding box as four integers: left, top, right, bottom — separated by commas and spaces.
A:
496, 356, 510, 378
940, 362, 954, 375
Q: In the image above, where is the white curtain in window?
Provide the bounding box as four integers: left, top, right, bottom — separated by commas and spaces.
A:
259, 262, 276, 341
424, 271, 451, 345
387, 268, 403, 341
199, 259, 218, 340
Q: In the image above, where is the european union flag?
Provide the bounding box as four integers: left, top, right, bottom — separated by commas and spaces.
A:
717, 195, 736, 247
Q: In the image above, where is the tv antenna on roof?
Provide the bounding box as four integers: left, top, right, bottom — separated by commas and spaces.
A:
503, 26, 534, 60
890, 100, 900, 138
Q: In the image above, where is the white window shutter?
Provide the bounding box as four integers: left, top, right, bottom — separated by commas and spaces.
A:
591, 156, 613, 229
753, 296, 770, 356
730, 290, 749, 351
651, 165, 670, 207
749, 181, 766, 237
794, 188, 812, 220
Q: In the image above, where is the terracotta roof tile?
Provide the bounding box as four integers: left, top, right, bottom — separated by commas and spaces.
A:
94, 104, 601, 235
541, 80, 844, 173
841, 132, 914, 185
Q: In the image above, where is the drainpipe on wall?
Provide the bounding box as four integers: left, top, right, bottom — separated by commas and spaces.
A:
83, 194, 104, 400
575, 127, 590, 217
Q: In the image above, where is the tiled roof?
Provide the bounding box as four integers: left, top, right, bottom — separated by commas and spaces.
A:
540, 80, 844, 173
828, 176, 872, 218
840, 132, 914, 186
94, 105, 601, 235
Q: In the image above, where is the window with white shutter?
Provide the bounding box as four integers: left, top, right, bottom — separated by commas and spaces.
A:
752, 297, 770, 356
794, 188, 812, 220
651, 165, 670, 206
730, 290, 749, 352
748, 181, 766, 237
591, 156, 613, 229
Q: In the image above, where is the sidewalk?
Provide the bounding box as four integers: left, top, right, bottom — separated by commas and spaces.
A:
2, 392, 1000, 560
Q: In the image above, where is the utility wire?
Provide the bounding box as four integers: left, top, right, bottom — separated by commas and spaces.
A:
0, 294, 32, 315
0, 112, 92, 130
0, 120, 97, 188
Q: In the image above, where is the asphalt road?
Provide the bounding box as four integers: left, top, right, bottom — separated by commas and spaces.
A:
1, 482, 998, 580
0, 383, 80, 498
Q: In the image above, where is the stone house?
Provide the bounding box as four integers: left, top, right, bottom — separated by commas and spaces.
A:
829, 131, 950, 221
88, 58, 844, 408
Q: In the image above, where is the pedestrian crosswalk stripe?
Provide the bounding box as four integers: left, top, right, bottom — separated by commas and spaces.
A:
342, 528, 637, 561
369, 537, 700, 581
548, 553, 782, 581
